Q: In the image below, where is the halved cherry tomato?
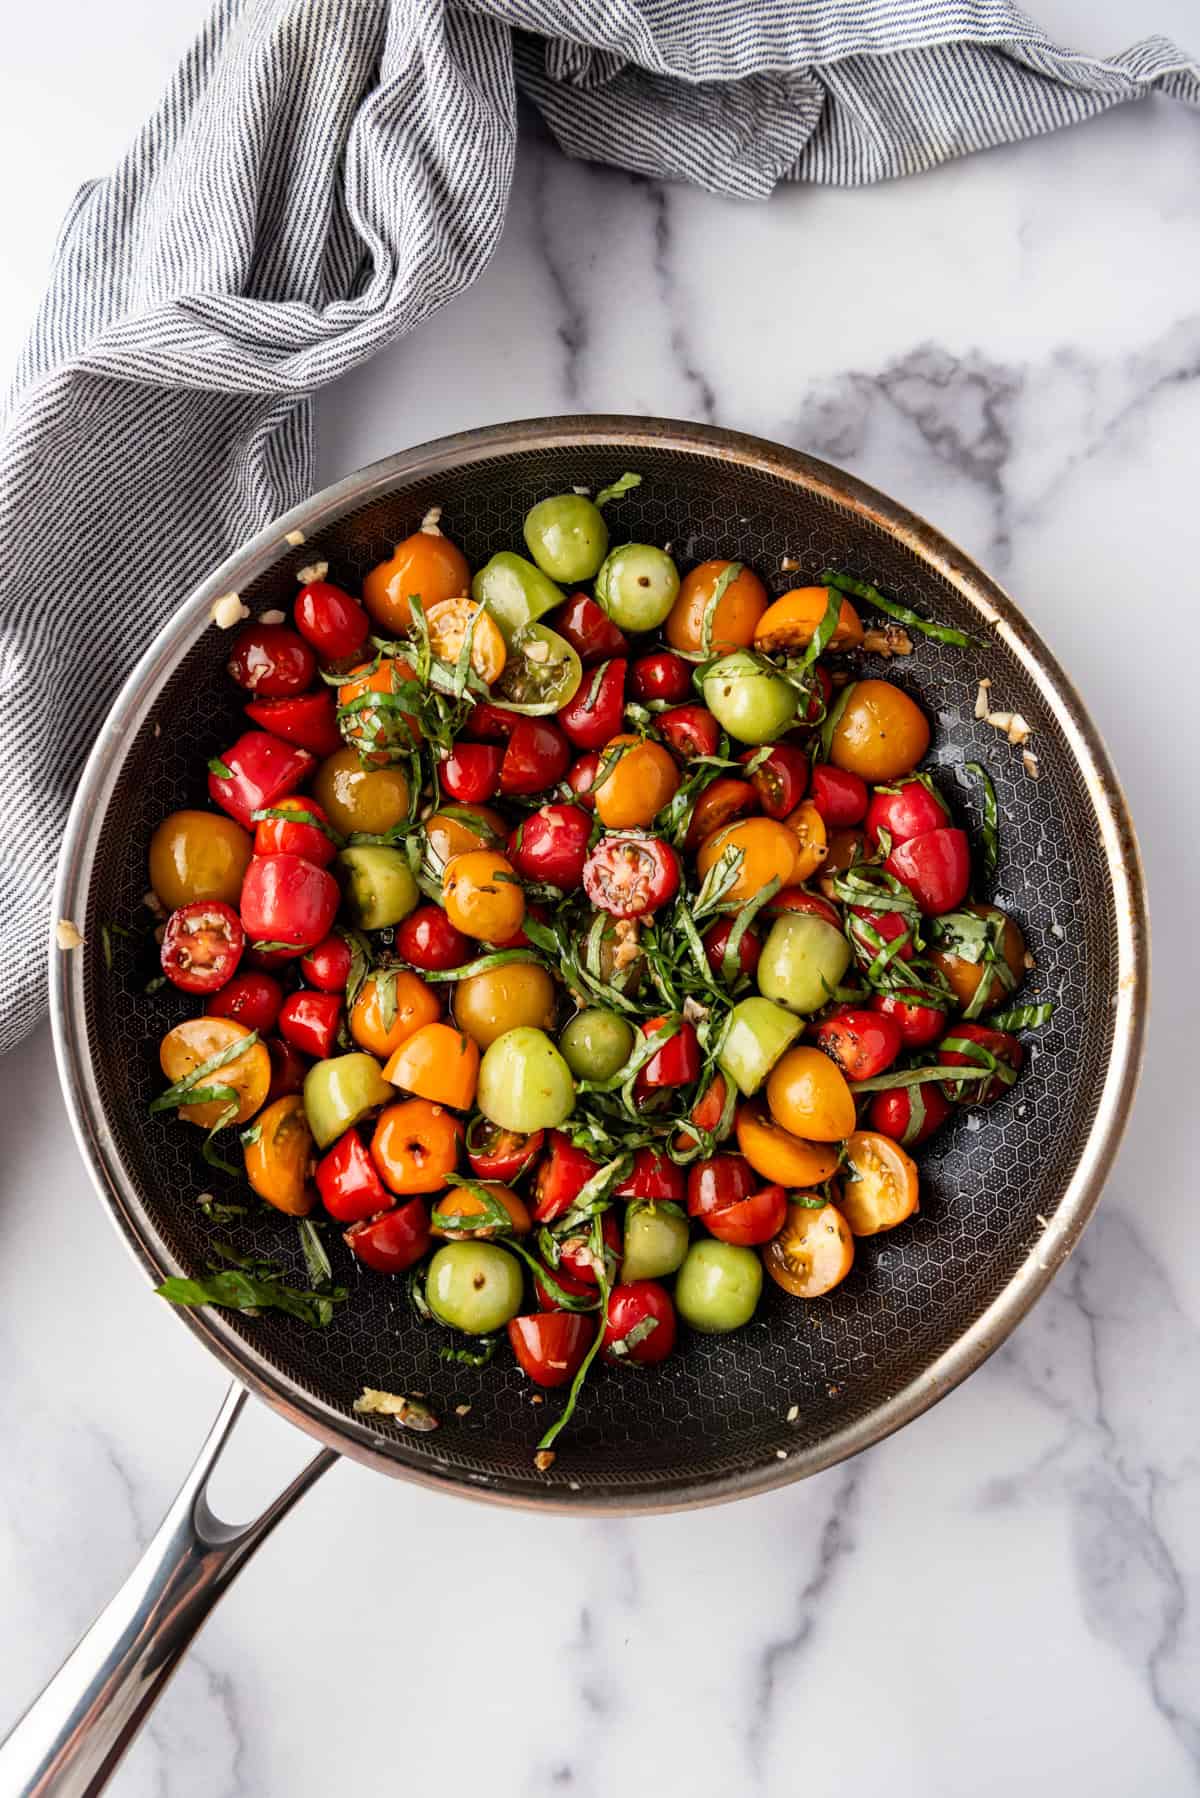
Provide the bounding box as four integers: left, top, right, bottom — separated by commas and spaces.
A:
754, 586, 862, 654
583, 835, 680, 919
635, 1016, 700, 1097
465, 1119, 544, 1183
252, 795, 338, 868
657, 704, 720, 761
602, 1281, 677, 1365
549, 592, 628, 665
345, 1197, 432, 1272
703, 918, 761, 982
396, 905, 472, 973
593, 735, 679, 829
742, 745, 808, 819
929, 904, 1026, 1013
558, 658, 627, 750
847, 905, 915, 969
208, 731, 315, 830
430, 1180, 532, 1238
363, 528, 471, 635
207, 970, 282, 1033
532, 1132, 600, 1223
299, 933, 353, 993
687, 1153, 758, 1218
566, 752, 601, 809
426, 597, 507, 685
630, 650, 691, 704
672, 1073, 731, 1155
763, 1199, 855, 1297
839, 1130, 919, 1235
159, 1017, 271, 1128
243, 1094, 315, 1215
869, 1081, 952, 1147
784, 799, 827, 882
885, 828, 971, 916
810, 764, 869, 828
559, 1211, 621, 1287
245, 692, 342, 759
350, 968, 440, 1060
500, 718, 570, 795
703, 1182, 787, 1246
265, 1035, 309, 1104
508, 1312, 596, 1387
938, 1023, 1024, 1105
239, 853, 339, 954
337, 658, 422, 762
666, 560, 768, 656
382, 1023, 479, 1111
371, 1098, 462, 1194
865, 774, 949, 847
278, 990, 342, 1060
227, 623, 316, 697
735, 1102, 841, 1187
871, 990, 948, 1048
811, 1008, 903, 1080
294, 581, 370, 662
684, 777, 758, 853
616, 1148, 686, 1203
509, 803, 592, 889
316, 1128, 393, 1222
161, 901, 244, 995
763, 888, 841, 930
440, 742, 503, 804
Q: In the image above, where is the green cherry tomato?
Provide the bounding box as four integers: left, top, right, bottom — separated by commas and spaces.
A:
426, 1242, 524, 1334
337, 845, 419, 930
477, 1027, 576, 1132
303, 1052, 393, 1148
471, 552, 563, 644
523, 494, 609, 584
559, 1008, 635, 1082
622, 1203, 690, 1282
675, 1240, 763, 1333
718, 997, 803, 1096
491, 623, 582, 715
757, 914, 852, 1016
701, 651, 800, 745
594, 544, 680, 632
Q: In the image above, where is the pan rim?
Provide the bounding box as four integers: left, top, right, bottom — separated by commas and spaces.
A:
49, 413, 1149, 1514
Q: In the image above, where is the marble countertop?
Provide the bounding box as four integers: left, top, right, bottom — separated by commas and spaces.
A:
2, 3, 1198, 1793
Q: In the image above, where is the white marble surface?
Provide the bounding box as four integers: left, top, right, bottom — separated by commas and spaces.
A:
3, 4, 1200, 1793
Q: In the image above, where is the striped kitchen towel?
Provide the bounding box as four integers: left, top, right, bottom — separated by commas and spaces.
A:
1, 0, 1196, 1053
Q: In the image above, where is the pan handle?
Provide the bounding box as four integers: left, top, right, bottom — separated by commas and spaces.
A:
0, 1382, 336, 1798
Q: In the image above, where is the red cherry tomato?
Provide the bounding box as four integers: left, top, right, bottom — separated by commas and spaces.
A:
532, 1132, 602, 1223
939, 1023, 1024, 1105
265, 1035, 309, 1103
687, 1154, 758, 1219
440, 742, 503, 804
244, 692, 342, 759
227, 624, 316, 697
207, 731, 315, 830
742, 745, 809, 819
616, 1148, 686, 1203
603, 1282, 677, 1365
810, 764, 869, 827
294, 581, 370, 662
682, 777, 758, 852
345, 1197, 431, 1273
317, 1129, 393, 1223
630, 651, 691, 705
869, 1081, 952, 1147
465, 702, 521, 742
763, 887, 842, 930
658, 704, 720, 760
509, 803, 592, 889
299, 933, 353, 993
566, 752, 601, 810
500, 718, 571, 795
635, 1016, 700, 1097
703, 1183, 788, 1247
206, 970, 283, 1032
239, 853, 339, 955
465, 1119, 545, 1184
396, 904, 472, 972
804, 664, 833, 724
885, 828, 971, 916
811, 1007, 903, 1080
508, 1312, 596, 1387
702, 918, 761, 982
865, 774, 950, 848
558, 658, 628, 751
252, 795, 338, 869
848, 905, 915, 968
558, 1211, 622, 1287
160, 901, 244, 995
278, 990, 342, 1060
549, 593, 628, 665
582, 834, 680, 919
871, 990, 948, 1049
533, 1261, 596, 1312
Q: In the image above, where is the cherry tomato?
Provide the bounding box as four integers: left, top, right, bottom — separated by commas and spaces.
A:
763, 1199, 855, 1298
206, 970, 282, 1032
382, 1022, 479, 1112
158, 1018, 270, 1128
509, 803, 592, 889
265, 1035, 309, 1103
696, 818, 800, 903
734, 1103, 840, 1187
500, 718, 571, 795
703, 1182, 787, 1246
593, 736, 679, 829
603, 1282, 678, 1365
299, 933, 353, 993
742, 745, 809, 819
766, 1046, 856, 1141
869, 1081, 952, 1147
294, 581, 370, 661
160, 901, 244, 995
864, 774, 949, 847
429, 1182, 531, 1239
363, 528, 470, 636
630, 650, 691, 705
558, 1212, 622, 1287
839, 1131, 919, 1235
466, 1118, 545, 1183
243, 1094, 315, 1216
657, 704, 720, 760
532, 1132, 601, 1223
615, 1148, 686, 1203
666, 560, 768, 656
763, 888, 841, 930
871, 990, 949, 1048
687, 1154, 758, 1219
440, 742, 503, 804
810, 764, 869, 828
239, 853, 340, 954
252, 795, 338, 869
278, 990, 342, 1059
811, 1008, 903, 1080
754, 586, 862, 654
583, 834, 680, 919
371, 1098, 462, 1194
338, 658, 422, 763
566, 752, 601, 809
244, 692, 341, 758
929, 904, 1027, 1012
549, 592, 628, 665
785, 798, 827, 881
533, 1263, 596, 1312
683, 777, 757, 852
558, 658, 627, 751
885, 828, 971, 916
830, 680, 930, 783
425, 598, 507, 686
465, 702, 522, 742
938, 1023, 1024, 1105
848, 905, 915, 968
208, 731, 315, 830
345, 1197, 432, 1273
702, 918, 761, 982
396, 904, 472, 972
508, 1312, 596, 1387
443, 850, 525, 943
227, 623, 316, 697
672, 1073, 731, 1156
635, 1016, 700, 1096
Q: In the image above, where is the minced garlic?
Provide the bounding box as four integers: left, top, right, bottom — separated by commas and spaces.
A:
259, 608, 285, 625
419, 506, 443, 535
55, 919, 84, 951
284, 529, 306, 547
210, 592, 249, 630
296, 561, 328, 587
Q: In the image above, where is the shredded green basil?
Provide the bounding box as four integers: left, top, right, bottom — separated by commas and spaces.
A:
819, 570, 973, 648
595, 472, 642, 508
207, 756, 233, 779
149, 1031, 261, 1115
438, 1338, 498, 1368
960, 763, 999, 883
156, 1242, 346, 1327
988, 1001, 1054, 1031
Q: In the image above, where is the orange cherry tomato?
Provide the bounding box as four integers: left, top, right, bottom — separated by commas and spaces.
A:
337, 658, 422, 764
442, 850, 526, 942
765, 1046, 856, 1142
930, 903, 1026, 1011
838, 1131, 919, 1235
452, 963, 557, 1048
370, 1098, 463, 1194
683, 777, 757, 853
429, 1180, 533, 1238
383, 1022, 480, 1110
422, 806, 507, 880
243, 1094, 315, 1215
830, 679, 930, 784
735, 1102, 841, 1186
149, 810, 252, 910
763, 1198, 855, 1297
362, 527, 471, 635
753, 586, 863, 654
349, 968, 440, 1061
159, 1017, 271, 1129
425, 597, 507, 686
783, 799, 827, 882
695, 817, 799, 903
312, 748, 410, 838
665, 560, 768, 655
593, 736, 680, 830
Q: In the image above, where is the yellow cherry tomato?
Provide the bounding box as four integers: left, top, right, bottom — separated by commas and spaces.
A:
838, 1131, 919, 1235
350, 968, 441, 1061
735, 1102, 841, 1186
593, 736, 680, 830
453, 963, 557, 1048
765, 1045, 856, 1142
363, 527, 471, 635
149, 810, 252, 911
784, 799, 827, 882
425, 597, 507, 685
754, 587, 863, 654
443, 850, 525, 942
423, 807, 507, 880
830, 679, 930, 784
243, 1095, 315, 1215
695, 817, 799, 903
313, 747, 411, 838
159, 1017, 271, 1129
665, 559, 768, 655
763, 1198, 855, 1297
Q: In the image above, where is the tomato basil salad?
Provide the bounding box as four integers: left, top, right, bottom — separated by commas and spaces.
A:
139, 473, 1052, 1460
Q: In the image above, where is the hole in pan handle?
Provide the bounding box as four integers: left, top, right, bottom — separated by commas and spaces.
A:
0, 1383, 336, 1798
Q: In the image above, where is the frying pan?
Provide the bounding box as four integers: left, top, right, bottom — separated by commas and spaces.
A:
3, 417, 1146, 1795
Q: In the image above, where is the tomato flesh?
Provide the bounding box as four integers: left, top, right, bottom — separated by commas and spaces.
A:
160, 901, 244, 995
532, 1132, 602, 1223
635, 1016, 700, 1096
742, 745, 809, 819
466, 1120, 545, 1183
582, 835, 680, 919
658, 704, 720, 760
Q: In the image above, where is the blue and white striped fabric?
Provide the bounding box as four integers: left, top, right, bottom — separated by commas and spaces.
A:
1, 0, 1195, 1053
